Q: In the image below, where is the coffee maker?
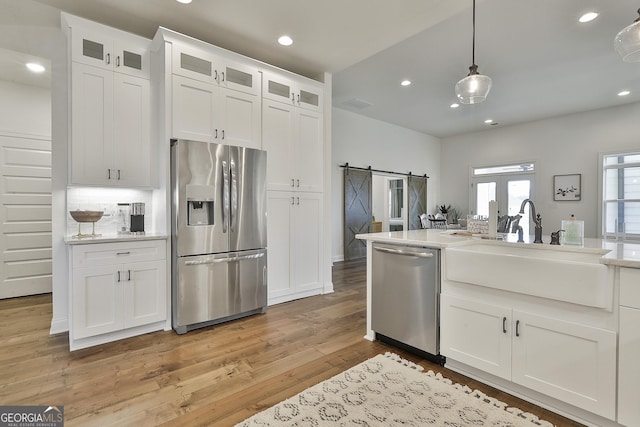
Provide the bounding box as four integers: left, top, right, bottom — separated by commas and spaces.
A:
130, 202, 145, 235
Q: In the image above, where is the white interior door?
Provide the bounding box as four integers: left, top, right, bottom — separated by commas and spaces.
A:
0, 133, 52, 298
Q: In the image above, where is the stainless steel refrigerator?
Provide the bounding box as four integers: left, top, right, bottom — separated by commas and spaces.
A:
171, 139, 267, 334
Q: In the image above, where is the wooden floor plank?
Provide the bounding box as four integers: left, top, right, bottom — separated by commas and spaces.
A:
0, 260, 585, 426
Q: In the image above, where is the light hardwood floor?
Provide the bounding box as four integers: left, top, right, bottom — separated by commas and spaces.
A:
0, 259, 584, 426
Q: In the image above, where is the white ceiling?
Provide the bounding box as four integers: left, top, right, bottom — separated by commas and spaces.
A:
3, 0, 640, 137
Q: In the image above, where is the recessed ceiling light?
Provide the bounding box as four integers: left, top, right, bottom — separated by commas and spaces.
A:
26, 63, 45, 73
484, 119, 493, 124
278, 35, 293, 46
618, 90, 631, 96
400, 80, 411, 87
579, 12, 598, 23
176, 0, 192, 4
450, 103, 460, 109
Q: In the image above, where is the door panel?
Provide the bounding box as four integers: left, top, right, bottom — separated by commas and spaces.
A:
172, 75, 215, 142
72, 266, 121, 339
343, 168, 371, 260
262, 100, 295, 191
408, 175, 428, 230
173, 140, 228, 256
229, 146, 266, 251
0, 135, 52, 299
266, 192, 293, 296
293, 193, 322, 290
124, 260, 166, 328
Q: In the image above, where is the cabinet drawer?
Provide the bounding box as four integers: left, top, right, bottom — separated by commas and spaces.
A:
620, 268, 640, 309
72, 240, 166, 268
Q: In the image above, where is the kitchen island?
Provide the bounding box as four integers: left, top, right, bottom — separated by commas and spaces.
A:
357, 229, 640, 427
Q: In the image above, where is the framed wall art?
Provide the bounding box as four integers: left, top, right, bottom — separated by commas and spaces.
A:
554, 174, 581, 201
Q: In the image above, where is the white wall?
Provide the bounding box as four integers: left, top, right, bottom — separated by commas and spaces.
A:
441, 102, 640, 238
0, 81, 51, 136
332, 108, 441, 262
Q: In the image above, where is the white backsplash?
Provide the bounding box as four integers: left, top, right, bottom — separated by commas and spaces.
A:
67, 187, 153, 237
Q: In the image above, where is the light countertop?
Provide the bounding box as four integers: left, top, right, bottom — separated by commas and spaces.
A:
356, 229, 640, 268
64, 233, 168, 245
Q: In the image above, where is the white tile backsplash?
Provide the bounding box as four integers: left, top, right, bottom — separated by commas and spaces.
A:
66, 187, 153, 236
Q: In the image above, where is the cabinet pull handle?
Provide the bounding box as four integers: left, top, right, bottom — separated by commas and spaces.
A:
503, 317, 507, 334
221, 71, 225, 82
221, 130, 225, 140
116, 55, 120, 67
296, 179, 300, 187
107, 169, 111, 179
116, 251, 131, 255
291, 178, 295, 187
297, 93, 300, 104
291, 197, 295, 205
117, 271, 121, 282
296, 197, 300, 205
214, 70, 218, 81
106, 53, 111, 65
291, 93, 295, 103
128, 270, 131, 281
215, 129, 218, 139
117, 169, 121, 180
515, 320, 521, 337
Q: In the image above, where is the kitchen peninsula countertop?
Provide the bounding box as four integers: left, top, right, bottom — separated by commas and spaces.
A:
356, 229, 640, 268
64, 233, 168, 245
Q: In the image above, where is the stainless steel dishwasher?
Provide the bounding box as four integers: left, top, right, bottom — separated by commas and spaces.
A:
372, 242, 441, 359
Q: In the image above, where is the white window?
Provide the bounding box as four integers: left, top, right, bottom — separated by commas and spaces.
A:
601, 152, 640, 239
470, 162, 536, 235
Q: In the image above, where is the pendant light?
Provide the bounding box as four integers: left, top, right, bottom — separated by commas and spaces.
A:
455, 0, 492, 104
614, 8, 640, 62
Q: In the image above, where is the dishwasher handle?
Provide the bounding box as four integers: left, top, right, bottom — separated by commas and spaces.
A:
374, 246, 434, 258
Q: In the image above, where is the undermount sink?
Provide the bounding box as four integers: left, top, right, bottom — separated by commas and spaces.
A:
445, 242, 612, 308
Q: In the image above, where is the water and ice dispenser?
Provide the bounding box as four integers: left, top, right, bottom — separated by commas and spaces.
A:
186, 184, 214, 226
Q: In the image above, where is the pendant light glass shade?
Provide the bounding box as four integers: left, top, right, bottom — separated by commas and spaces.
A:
615, 9, 640, 62
455, 65, 492, 104
456, 0, 491, 104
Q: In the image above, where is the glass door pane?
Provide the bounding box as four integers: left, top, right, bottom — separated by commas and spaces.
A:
507, 179, 531, 235
476, 181, 496, 216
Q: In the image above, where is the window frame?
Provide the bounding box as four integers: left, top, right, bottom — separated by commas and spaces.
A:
599, 151, 640, 240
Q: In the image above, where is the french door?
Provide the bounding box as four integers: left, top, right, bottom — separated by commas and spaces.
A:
471, 174, 535, 236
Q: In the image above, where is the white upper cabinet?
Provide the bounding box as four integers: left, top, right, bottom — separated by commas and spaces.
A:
262, 70, 323, 112
71, 62, 151, 187
172, 43, 260, 96
71, 26, 149, 78
262, 99, 323, 192
66, 15, 153, 187
169, 42, 262, 149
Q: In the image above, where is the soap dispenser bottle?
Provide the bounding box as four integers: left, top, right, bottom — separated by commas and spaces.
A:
561, 214, 584, 245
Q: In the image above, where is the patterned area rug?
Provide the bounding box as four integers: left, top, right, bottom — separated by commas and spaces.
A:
237, 352, 554, 426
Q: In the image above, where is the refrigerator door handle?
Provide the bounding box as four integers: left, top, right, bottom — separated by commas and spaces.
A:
222, 160, 229, 233
230, 158, 238, 232
184, 252, 265, 266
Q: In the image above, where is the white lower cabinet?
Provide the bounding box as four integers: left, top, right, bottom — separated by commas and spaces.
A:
267, 191, 322, 305
618, 267, 640, 427
69, 240, 167, 349
441, 294, 617, 419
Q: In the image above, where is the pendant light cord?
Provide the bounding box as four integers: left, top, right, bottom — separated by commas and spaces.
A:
472, 0, 476, 66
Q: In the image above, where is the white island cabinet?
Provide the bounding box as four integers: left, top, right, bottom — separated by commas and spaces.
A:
441, 293, 617, 419
356, 230, 640, 427
618, 267, 640, 427
68, 239, 167, 351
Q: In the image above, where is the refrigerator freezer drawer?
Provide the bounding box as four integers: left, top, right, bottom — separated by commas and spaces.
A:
173, 249, 267, 333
